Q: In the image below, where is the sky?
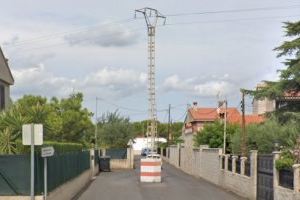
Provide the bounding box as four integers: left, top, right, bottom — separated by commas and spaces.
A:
0, 0, 299, 122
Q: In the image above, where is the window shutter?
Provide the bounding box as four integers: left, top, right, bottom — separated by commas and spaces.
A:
0, 85, 5, 110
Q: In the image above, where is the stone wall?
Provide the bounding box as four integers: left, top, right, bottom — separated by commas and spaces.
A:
102, 148, 134, 169
164, 146, 257, 200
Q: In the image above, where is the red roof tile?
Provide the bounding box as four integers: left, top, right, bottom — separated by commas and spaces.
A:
188, 107, 264, 125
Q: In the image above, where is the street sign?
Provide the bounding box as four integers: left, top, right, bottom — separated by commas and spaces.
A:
41, 146, 55, 157
22, 124, 43, 145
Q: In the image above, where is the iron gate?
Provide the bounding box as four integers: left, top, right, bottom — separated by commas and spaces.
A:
257, 154, 274, 200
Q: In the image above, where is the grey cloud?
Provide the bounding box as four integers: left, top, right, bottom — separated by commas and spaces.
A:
10, 64, 146, 100
162, 74, 235, 97
64, 23, 139, 47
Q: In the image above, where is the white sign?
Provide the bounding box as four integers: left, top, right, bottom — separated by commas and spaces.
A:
41, 147, 54, 157
22, 124, 43, 145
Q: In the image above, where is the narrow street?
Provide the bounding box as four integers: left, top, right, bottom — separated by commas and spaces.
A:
77, 158, 245, 200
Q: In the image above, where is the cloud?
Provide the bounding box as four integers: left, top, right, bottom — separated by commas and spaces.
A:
162, 74, 235, 97
64, 22, 139, 47
11, 65, 147, 99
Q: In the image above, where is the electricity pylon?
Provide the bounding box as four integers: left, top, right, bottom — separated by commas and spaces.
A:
135, 8, 166, 151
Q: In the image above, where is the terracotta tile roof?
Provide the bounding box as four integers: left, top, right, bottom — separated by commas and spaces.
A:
188, 107, 264, 125
189, 107, 241, 123
244, 115, 265, 124
189, 108, 218, 121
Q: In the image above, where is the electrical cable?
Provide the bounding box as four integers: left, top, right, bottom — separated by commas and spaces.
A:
165, 5, 300, 17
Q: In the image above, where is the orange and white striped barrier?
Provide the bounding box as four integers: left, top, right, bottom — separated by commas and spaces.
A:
140, 157, 162, 182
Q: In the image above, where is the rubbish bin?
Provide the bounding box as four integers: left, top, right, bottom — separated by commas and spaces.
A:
99, 156, 111, 172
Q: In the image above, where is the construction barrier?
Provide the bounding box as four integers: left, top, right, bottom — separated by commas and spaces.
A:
140, 157, 162, 182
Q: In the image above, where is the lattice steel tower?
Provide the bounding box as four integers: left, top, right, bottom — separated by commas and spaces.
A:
135, 8, 166, 151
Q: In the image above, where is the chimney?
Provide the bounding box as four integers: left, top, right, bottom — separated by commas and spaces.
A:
192, 101, 198, 109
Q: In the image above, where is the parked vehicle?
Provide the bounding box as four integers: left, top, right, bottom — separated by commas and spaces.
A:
141, 148, 158, 157
141, 148, 151, 156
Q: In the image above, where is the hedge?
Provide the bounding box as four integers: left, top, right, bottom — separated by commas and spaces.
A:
15, 140, 83, 154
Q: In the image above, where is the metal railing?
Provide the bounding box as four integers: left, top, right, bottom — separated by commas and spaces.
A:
279, 169, 294, 190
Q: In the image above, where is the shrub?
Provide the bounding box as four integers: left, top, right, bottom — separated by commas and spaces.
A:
275, 150, 295, 170
15, 140, 83, 154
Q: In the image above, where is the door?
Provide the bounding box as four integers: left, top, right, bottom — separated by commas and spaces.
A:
257, 154, 274, 200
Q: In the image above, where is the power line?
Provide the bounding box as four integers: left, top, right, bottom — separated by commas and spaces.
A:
7, 14, 297, 58
163, 14, 300, 26
8, 26, 145, 59
3, 4, 299, 49
4, 18, 136, 47
165, 5, 300, 17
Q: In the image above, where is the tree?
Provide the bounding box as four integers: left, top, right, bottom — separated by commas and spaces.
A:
97, 111, 134, 148
58, 93, 94, 143
194, 121, 240, 153
249, 21, 300, 111
169, 122, 184, 144
0, 128, 17, 154
0, 93, 95, 154
231, 114, 300, 154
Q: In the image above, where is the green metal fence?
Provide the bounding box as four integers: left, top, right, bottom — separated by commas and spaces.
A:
0, 154, 31, 195
41, 151, 90, 193
106, 148, 127, 159
0, 151, 90, 195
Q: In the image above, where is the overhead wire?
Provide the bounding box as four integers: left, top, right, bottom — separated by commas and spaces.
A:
4, 18, 136, 48
3, 4, 300, 51
165, 5, 300, 17
163, 14, 300, 27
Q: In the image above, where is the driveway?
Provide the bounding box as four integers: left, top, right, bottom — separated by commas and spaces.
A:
77, 159, 245, 200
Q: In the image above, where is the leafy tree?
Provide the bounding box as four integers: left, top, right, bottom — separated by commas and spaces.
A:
132, 120, 147, 137
194, 121, 240, 153
231, 114, 300, 154
249, 21, 300, 111
97, 111, 134, 148
58, 93, 94, 143
0, 92, 95, 154
170, 122, 184, 144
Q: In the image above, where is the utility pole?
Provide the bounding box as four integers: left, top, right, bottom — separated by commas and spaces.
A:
240, 90, 247, 157
167, 104, 171, 142
135, 8, 166, 152
95, 97, 98, 149
223, 100, 227, 154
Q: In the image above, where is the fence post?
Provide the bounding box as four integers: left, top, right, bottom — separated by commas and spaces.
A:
224, 154, 229, 171
293, 164, 300, 194
219, 154, 224, 170
232, 156, 238, 173
90, 149, 95, 177
273, 151, 281, 188
250, 150, 258, 200
240, 157, 247, 175
127, 148, 134, 169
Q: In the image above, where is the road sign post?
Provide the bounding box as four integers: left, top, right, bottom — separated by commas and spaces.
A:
30, 124, 34, 200
22, 124, 43, 200
41, 146, 54, 200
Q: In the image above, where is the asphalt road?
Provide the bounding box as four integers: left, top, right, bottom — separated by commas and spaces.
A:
77, 158, 245, 200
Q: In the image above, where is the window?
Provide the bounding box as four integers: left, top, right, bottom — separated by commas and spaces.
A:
0, 85, 5, 110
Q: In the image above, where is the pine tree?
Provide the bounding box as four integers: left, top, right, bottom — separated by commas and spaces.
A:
250, 21, 300, 111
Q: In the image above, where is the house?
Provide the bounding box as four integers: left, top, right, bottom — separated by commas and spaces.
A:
130, 136, 167, 155
183, 102, 264, 147
253, 82, 300, 114
0, 47, 14, 111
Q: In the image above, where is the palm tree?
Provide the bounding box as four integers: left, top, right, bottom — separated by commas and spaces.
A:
0, 128, 17, 154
